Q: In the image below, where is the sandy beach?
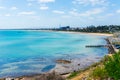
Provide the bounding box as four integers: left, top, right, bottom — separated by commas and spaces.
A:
51, 31, 113, 36
32, 30, 113, 36
0, 29, 113, 36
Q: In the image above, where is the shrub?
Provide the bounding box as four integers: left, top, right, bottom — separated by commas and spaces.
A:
104, 52, 120, 80
90, 66, 108, 79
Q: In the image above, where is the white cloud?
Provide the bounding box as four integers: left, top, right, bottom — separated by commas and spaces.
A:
5, 14, 11, 17
53, 10, 65, 14
106, 13, 114, 16
73, 0, 108, 6
86, 8, 104, 15
40, 6, 49, 10
72, 8, 77, 12
61, 15, 71, 18
28, 3, 33, 6
116, 9, 120, 13
18, 11, 36, 16
27, 0, 55, 3
69, 11, 79, 16
0, 6, 5, 9
70, 8, 104, 17
38, 0, 55, 3
10, 7, 18, 10
27, 0, 35, 1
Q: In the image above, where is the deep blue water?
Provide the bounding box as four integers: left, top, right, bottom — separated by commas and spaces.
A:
0, 30, 108, 77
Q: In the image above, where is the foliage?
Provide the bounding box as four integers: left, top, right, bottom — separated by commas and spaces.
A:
90, 66, 108, 80
67, 51, 120, 80
51, 25, 120, 33
104, 51, 120, 80
67, 57, 106, 79
67, 71, 80, 79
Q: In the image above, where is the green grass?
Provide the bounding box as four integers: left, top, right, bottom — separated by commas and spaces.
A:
67, 51, 120, 80
67, 71, 80, 79
67, 57, 106, 79
104, 52, 120, 80
89, 51, 120, 80
67, 61, 103, 79
89, 66, 108, 80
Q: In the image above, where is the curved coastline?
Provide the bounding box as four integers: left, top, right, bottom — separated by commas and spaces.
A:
37, 30, 113, 36
0, 29, 112, 36
0, 30, 112, 79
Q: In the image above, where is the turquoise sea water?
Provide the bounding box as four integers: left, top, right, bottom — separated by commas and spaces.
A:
0, 30, 108, 78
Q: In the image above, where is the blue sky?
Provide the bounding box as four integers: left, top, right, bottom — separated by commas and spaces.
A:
0, 0, 120, 29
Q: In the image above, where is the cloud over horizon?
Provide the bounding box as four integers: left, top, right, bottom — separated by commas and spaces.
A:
0, 0, 120, 28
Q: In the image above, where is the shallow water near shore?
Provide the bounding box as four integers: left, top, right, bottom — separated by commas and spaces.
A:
0, 30, 108, 78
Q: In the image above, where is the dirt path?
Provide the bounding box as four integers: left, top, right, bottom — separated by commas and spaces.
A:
70, 70, 91, 80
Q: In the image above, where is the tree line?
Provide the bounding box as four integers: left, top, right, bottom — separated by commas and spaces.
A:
50, 25, 120, 33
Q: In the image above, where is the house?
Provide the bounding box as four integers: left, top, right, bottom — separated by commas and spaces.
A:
59, 26, 70, 31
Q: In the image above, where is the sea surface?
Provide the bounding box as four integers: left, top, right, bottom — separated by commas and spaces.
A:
0, 30, 108, 78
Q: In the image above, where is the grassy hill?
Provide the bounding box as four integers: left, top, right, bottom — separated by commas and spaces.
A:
67, 51, 120, 80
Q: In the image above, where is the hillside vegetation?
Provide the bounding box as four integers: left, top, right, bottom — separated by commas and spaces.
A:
50, 25, 120, 33
68, 51, 120, 80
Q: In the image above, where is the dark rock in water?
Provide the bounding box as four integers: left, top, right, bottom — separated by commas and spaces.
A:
41, 65, 55, 72
56, 59, 71, 64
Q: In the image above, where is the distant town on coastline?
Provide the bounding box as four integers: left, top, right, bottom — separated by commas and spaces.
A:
2, 25, 119, 34
43, 25, 120, 33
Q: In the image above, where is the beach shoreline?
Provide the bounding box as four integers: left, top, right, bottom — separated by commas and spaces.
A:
0, 30, 113, 80
36, 30, 113, 36
0, 57, 103, 80
0, 29, 113, 36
